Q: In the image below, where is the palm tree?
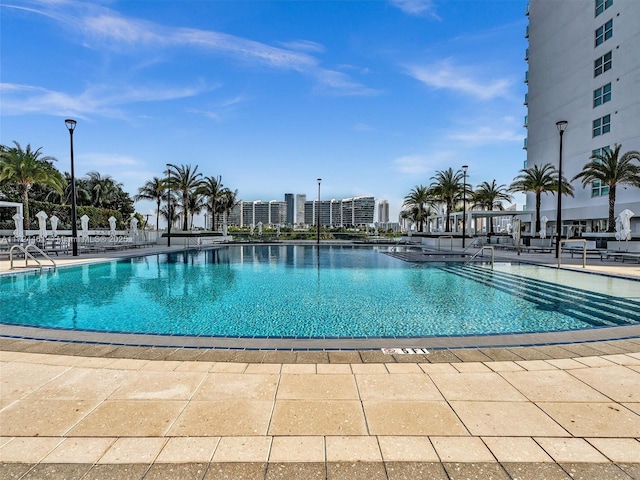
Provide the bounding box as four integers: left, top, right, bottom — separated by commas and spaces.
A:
85, 171, 121, 208
186, 193, 206, 230
198, 175, 225, 230
134, 177, 166, 231
219, 188, 239, 228
429, 168, 465, 232
572, 144, 640, 232
509, 163, 574, 234
472, 180, 513, 234
402, 185, 433, 232
166, 164, 203, 231
0, 141, 65, 229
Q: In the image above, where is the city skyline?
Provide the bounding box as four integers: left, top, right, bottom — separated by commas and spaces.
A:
1, 0, 528, 223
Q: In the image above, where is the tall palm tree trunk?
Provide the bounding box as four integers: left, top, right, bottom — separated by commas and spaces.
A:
22, 186, 30, 232
608, 186, 616, 232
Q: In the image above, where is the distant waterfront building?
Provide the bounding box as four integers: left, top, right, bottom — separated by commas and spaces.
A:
284, 193, 295, 225
377, 200, 390, 223
526, 0, 640, 235
295, 194, 306, 225
304, 196, 375, 227
230, 200, 286, 226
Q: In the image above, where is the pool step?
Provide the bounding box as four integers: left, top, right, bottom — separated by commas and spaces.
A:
440, 264, 640, 328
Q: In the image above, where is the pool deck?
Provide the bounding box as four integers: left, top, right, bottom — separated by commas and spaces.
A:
2, 244, 640, 479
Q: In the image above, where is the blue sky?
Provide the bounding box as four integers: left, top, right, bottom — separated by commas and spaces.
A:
1, 0, 528, 223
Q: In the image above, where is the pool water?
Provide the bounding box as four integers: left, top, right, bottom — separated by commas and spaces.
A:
1, 245, 639, 338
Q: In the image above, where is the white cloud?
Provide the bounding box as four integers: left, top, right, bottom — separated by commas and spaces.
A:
278, 39, 325, 53
406, 60, 512, 100
448, 126, 522, 145
389, 0, 440, 19
393, 152, 453, 175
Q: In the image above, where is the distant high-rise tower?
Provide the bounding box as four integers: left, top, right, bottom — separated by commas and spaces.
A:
295, 194, 306, 225
378, 200, 390, 223
284, 193, 294, 225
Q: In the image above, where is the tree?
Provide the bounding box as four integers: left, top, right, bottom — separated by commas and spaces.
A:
572, 144, 640, 232
429, 167, 465, 232
402, 185, 434, 232
219, 188, 239, 228
0, 141, 65, 230
472, 180, 513, 234
85, 171, 120, 208
198, 175, 225, 230
166, 164, 204, 231
509, 163, 574, 234
134, 177, 166, 231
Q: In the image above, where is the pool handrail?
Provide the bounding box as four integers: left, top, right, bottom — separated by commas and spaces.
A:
558, 239, 587, 269
437, 235, 454, 251
460, 237, 482, 256
464, 246, 494, 269
9, 244, 57, 273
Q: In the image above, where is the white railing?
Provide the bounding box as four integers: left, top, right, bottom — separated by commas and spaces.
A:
9, 244, 57, 272
464, 246, 495, 269
558, 239, 587, 268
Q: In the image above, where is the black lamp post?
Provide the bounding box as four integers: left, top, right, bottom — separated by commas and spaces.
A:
65, 119, 78, 256
317, 178, 322, 245
462, 165, 468, 248
555, 120, 568, 258
166, 163, 174, 247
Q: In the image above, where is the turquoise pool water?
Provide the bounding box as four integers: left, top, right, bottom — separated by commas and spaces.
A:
1, 245, 639, 338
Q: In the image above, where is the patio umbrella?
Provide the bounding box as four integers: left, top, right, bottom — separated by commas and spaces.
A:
539, 216, 548, 239
12, 213, 24, 239
50, 215, 59, 237
130, 217, 138, 240
223, 219, 228, 236
258, 222, 263, 236
36, 211, 48, 240
615, 209, 635, 241
108, 216, 117, 237
80, 215, 90, 241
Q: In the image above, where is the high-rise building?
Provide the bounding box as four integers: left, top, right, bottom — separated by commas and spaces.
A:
295, 194, 306, 225
378, 200, 390, 223
525, 0, 640, 235
284, 193, 294, 225
305, 196, 375, 227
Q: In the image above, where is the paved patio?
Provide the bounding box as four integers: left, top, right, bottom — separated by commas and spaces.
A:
1, 244, 640, 478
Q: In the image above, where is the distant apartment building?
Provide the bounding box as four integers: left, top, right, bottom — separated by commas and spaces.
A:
295, 194, 306, 225
525, 0, 640, 235
377, 200, 390, 223
304, 196, 375, 227
229, 200, 286, 226
284, 193, 295, 225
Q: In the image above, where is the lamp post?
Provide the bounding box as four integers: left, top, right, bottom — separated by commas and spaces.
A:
555, 120, 568, 258
317, 178, 322, 245
166, 163, 174, 247
65, 119, 78, 256
462, 165, 468, 248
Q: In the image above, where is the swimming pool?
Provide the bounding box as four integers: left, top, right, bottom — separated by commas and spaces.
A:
2, 245, 639, 342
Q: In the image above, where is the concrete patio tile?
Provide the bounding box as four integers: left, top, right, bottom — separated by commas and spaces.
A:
0, 437, 62, 463
83, 463, 150, 479
144, 463, 208, 480
619, 463, 640, 479
573, 356, 617, 368
0, 362, 69, 400
484, 361, 525, 372
430, 437, 495, 462
326, 462, 387, 480
141, 360, 182, 371
622, 402, 640, 415
168, 400, 273, 436
72, 356, 119, 369
316, 364, 352, 374
69, 400, 186, 437
558, 463, 635, 480
281, 363, 316, 374
211, 437, 271, 462
25, 367, 127, 401
0, 399, 99, 436
384, 363, 422, 373
501, 463, 572, 480
156, 437, 219, 463
515, 360, 557, 371
587, 438, 640, 463
106, 358, 149, 370
268, 436, 324, 462
545, 358, 588, 370
363, 401, 468, 436
534, 437, 609, 463
482, 437, 553, 462
20, 463, 92, 480
450, 401, 568, 437
209, 362, 247, 373
43, 437, 116, 463
429, 372, 527, 401
245, 363, 282, 374
385, 462, 449, 480
355, 374, 443, 401
276, 374, 359, 400
443, 463, 511, 479
569, 365, 640, 402
204, 462, 267, 479
109, 370, 205, 400
265, 462, 326, 480
192, 373, 278, 400
350, 363, 388, 374
97, 437, 166, 464
537, 402, 640, 437
174, 361, 213, 372
500, 369, 610, 402
418, 363, 458, 374
377, 436, 439, 462
451, 362, 491, 373
325, 436, 381, 462
269, 400, 367, 435
601, 354, 640, 365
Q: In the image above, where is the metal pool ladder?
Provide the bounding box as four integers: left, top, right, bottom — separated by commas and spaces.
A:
9, 244, 57, 273
464, 246, 494, 269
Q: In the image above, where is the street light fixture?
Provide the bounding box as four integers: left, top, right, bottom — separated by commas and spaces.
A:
317, 178, 322, 245
462, 165, 468, 249
65, 119, 78, 256
555, 120, 568, 258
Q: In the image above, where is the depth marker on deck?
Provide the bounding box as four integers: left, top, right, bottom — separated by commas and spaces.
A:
382, 348, 430, 355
